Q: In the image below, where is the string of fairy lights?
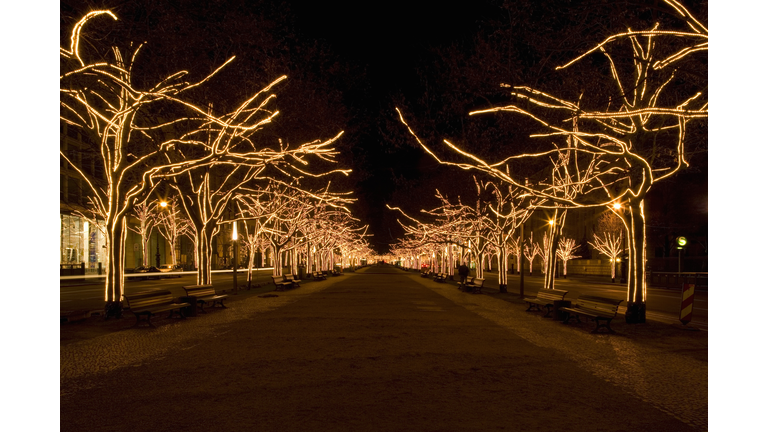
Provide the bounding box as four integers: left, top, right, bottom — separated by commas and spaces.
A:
60, 10, 372, 312
392, 0, 706, 319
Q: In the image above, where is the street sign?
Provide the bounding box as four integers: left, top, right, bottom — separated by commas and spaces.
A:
679, 283, 695, 325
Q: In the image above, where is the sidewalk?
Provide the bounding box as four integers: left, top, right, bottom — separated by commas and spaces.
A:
407, 267, 708, 328
60, 266, 707, 431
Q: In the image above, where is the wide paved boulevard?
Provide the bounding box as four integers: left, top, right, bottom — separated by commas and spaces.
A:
60, 265, 707, 431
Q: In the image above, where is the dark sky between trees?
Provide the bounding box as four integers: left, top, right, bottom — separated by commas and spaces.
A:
59, 0, 708, 254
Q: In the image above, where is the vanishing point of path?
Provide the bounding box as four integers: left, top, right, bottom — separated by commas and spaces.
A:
60, 265, 707, 431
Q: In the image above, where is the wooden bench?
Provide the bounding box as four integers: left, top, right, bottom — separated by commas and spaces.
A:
433, 273, 447, 282
183, 284, 228, 314
560, 295, 623, 333
124, 290, 190, 327
311, 271, 327, 280
468, 278, 485, 294
271, 275, 292, 291
420, 270, 431, 278
330, 269, 342, 276
284, 274, 301, 288
524, 289, 568, 318
457, 276, 474, 291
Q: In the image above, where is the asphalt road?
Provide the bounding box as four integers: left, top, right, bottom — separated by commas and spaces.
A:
60, 265, 707, 431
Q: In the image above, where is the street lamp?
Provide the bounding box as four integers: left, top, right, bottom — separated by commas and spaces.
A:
613, 201, 628, 283
548, 219, 557, 279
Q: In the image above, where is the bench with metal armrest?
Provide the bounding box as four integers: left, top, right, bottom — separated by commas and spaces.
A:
183, 284, 228, 314
271, 275, 292, 291
524, 289, 568, 318
124, 290, 190, 327
560, 295, 623, 333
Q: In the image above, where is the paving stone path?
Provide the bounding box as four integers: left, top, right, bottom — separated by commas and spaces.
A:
60, 265, 707, 431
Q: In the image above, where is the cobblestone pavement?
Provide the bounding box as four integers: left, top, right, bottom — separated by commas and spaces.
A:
60, 266, 707, 431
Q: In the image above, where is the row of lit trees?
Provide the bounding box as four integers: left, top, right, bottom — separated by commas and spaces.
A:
395, 0, 707, 322
60, 11, 369, 317
233, 180, 372, 283
388, 175, 593, 294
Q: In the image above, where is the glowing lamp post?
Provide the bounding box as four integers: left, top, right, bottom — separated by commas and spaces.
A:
548, 219, 556, 280
156, 201, 167, 267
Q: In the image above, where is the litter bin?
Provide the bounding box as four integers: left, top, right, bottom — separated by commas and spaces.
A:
298, 266, 305, 280
552, 300, 571, 321
180, 296, 197, 317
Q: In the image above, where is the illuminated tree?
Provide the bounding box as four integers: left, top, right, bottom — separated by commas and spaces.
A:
523, 233, 542, 276
391, 179, 538, 292
556, 237, 580, 278
478, 180, 538, 292
311, 211, 364, 272
397, 0, 707, 322
238, 180, 359, 278
241, 219, 268, 287
73, 196, 108, 246
155, 197, 191, 267
61, 11, 348, 315
539, 233, 550, 276
127, 201, 159, 268
236, 184, 292, 276
171, 122, 345, 285
508, 235, 522, 275
590, 211, 625, 282
294, 186, 358, 273
182, 229, 200, 270
389, 186, 488, 280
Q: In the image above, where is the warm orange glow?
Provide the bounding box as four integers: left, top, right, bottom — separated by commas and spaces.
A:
556, 238, 579, 277
395, 0, 706, 314
61, 10, 357, 306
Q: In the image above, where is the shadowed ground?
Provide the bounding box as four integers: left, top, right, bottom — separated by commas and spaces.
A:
60, 265, 707, 431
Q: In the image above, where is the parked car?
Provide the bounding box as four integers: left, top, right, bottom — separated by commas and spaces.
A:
134, 265, 159, 273
157, 264, 182, 272
157, 264, 183, 277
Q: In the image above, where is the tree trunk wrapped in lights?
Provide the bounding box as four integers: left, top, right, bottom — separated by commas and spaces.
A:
479, 179, 538, 292
589, 211, 625, 282
388, 190, 473, 278
240, 208, 269, 289
61, 11, 350, 314
156, 198, 191, 267
509, 236, 522, 275
524, 233, 541, 276
396, 0, 706, 323
128, 201, 159, 268
556, 237, 579, 279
